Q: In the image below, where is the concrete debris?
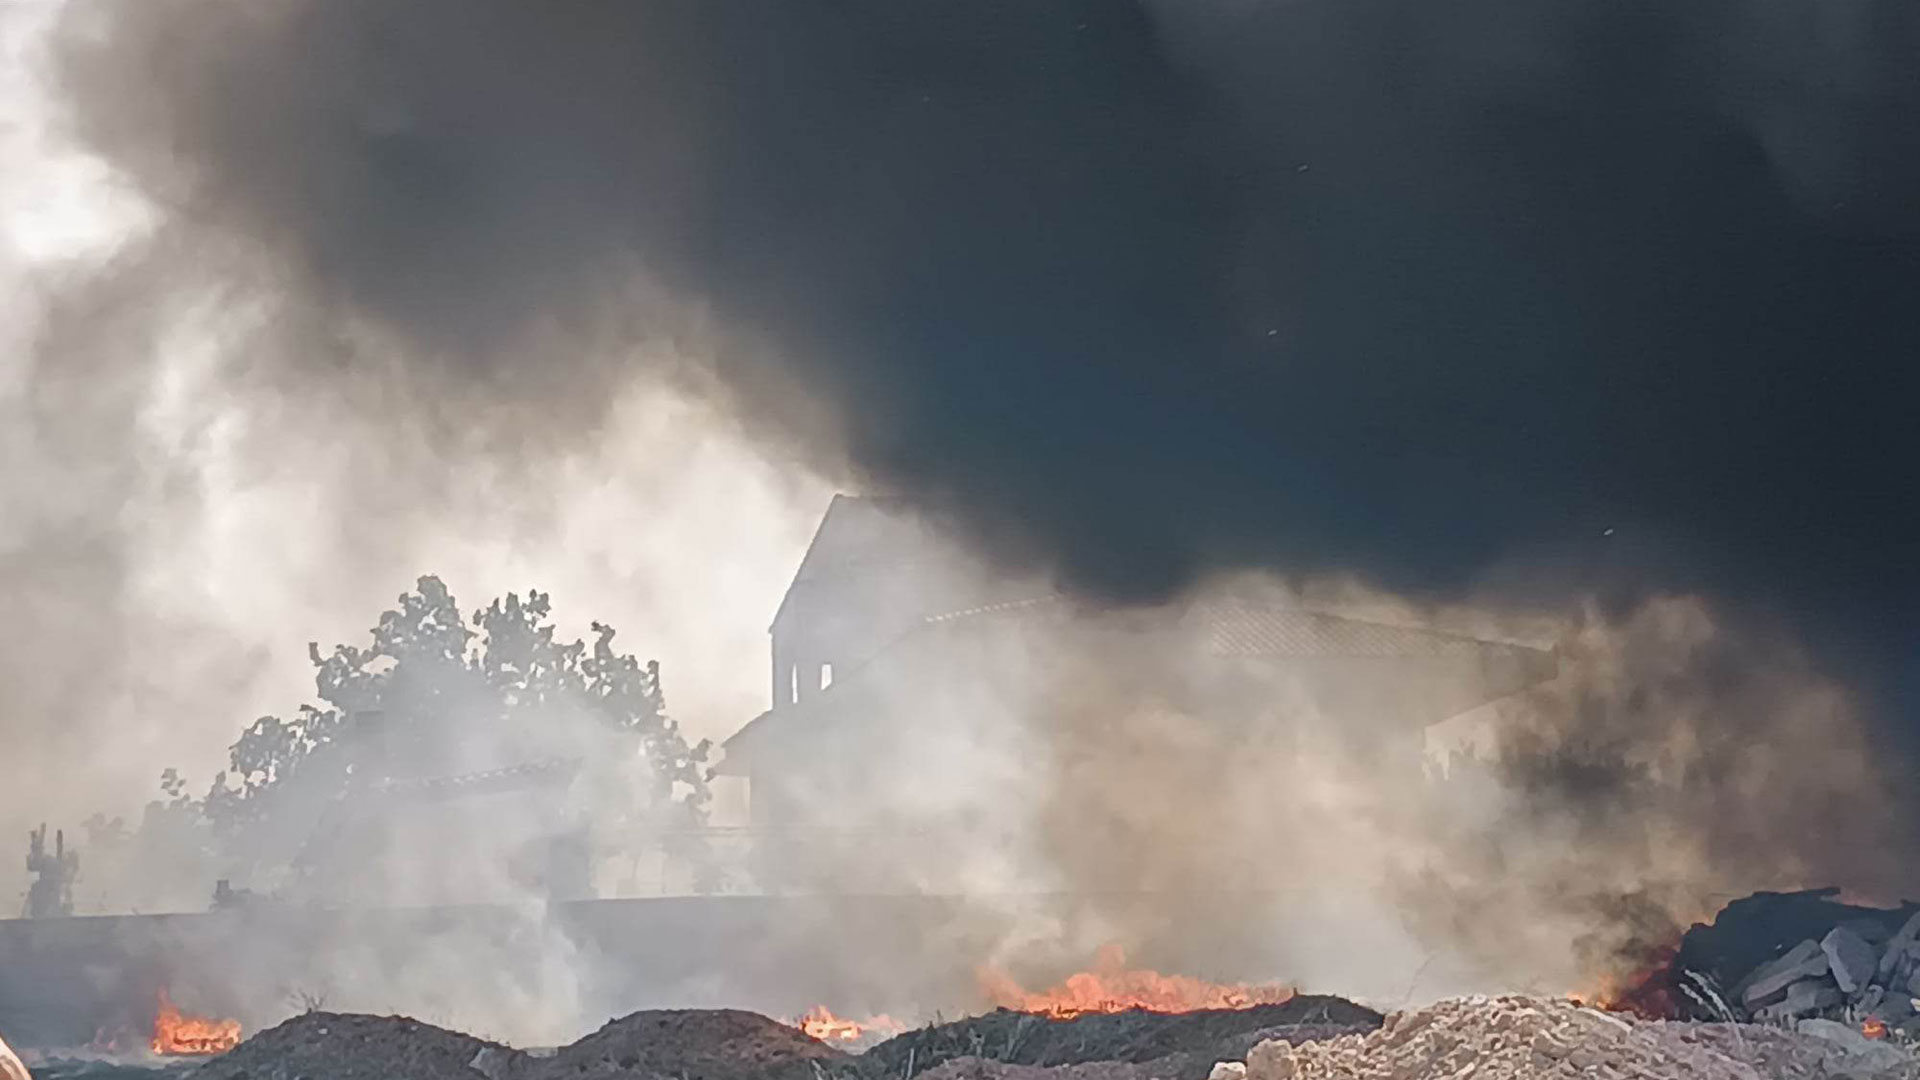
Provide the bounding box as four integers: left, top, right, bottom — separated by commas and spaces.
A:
1889, 943, 1920, 990
1755, 978, 1844, 1023
1883, 911, 1920, 978
1693, 904, 1920, 1031
1652, 889, 1920, 1026
1742, 940, 1831, 1009
1232, 996, 1920, 1080
1826, 926, 1883, 993
1205, 1064, 1245, 1080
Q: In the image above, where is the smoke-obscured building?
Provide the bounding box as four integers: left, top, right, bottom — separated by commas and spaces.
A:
717, 495, 1559, 893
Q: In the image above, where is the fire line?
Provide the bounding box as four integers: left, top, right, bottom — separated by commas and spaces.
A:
980, 945, 1294, 1018
151, 989, 242, 1056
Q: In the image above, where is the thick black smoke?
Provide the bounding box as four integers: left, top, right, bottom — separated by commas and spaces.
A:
52, 0, 1920, 718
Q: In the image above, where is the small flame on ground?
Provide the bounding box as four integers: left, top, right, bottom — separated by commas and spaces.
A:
1569, 937, 1687, 1020
151, 989, 242, 1056
979, 945, 1293, 1018
1863, 1018, 1888, 1040
791, 1005, 902, 1045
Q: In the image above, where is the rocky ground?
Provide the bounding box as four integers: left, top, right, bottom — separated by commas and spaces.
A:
1235, 996, 1919, 1080
18, 994, 1920, 1080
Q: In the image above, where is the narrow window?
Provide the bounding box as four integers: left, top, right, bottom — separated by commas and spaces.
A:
820, 662, 834, 689
790, 664, 800, 704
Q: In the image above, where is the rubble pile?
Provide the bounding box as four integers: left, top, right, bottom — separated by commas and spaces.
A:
1644, 1016, 1917, 1080
1634, 888, 1920, 1030
1230, 995, 1920, 1080
1728, 912, 1920, 1029
866, 998, 1381, 1080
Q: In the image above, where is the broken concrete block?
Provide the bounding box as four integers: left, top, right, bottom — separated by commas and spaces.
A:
1871, 992, 1917, 1025
1757, 977, 1843, 1022
1743, 939, 1831, 1008
1209, 1062, 1248, 1080
1877, 909, 1920, 980
1884, 940, 1920, 989
1823, 925, 1881, 993
1854, 985, 1886, 1015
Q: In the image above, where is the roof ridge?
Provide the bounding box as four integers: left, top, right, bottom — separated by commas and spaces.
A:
922, 595, 1059, 624
1186, 597, 1552, 654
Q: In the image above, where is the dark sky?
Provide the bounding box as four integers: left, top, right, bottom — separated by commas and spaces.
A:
54, 0, 1920, 724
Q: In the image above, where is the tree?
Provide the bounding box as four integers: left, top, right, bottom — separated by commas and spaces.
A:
188, 575, 712, 892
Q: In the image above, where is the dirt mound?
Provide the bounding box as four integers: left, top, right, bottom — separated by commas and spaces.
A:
190, 1012, 510, 1080
1239, 995, 1920, 1080
529, 1010, 864, 1080
864, 998, 1381, 1080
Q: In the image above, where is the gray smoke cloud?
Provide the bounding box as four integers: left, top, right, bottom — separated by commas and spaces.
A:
39, 0, 1920, 651
1, 0, 1915, 1047
0, 1, 834, 915
740, 543, 1909, 1007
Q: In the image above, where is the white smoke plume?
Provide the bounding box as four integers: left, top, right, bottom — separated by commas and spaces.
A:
1, 0, 1914, 1051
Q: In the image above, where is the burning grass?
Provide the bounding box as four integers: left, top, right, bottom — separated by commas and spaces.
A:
978, 946, 1294, 1018
149, 991, 240, 1057
790, 1007, 904, 1046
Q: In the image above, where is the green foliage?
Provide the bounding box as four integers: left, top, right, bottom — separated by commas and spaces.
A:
182, 575, 711, 879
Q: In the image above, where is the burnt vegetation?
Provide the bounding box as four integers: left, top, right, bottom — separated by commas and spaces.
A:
865, 999, 1384, 1080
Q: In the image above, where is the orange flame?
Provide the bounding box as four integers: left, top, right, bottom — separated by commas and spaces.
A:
1570, 941, 1685, 1020
1863, 1018, 1888, 1041
151, 988, 242, 1056
791, 1005, 902, 1045
980, 945, 1293, 1018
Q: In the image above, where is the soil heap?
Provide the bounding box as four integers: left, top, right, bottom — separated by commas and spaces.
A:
866, 997, 1381, 1080
191, 1013, 509, 1080
526, 1010, 864, 1080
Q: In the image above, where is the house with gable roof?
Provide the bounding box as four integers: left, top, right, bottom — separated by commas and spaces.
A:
716, 495, 1557, 892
